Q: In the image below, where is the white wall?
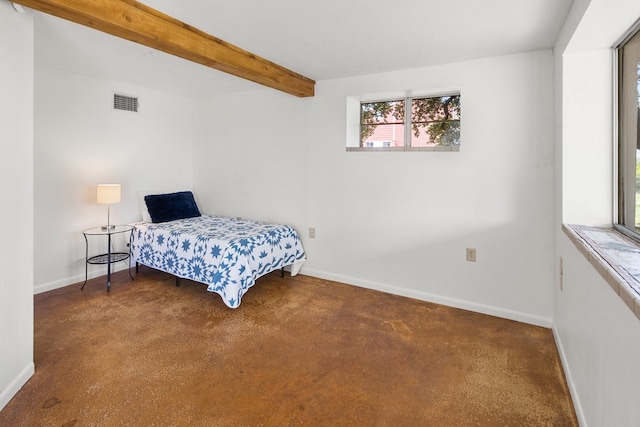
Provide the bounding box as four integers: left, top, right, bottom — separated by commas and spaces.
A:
562, 49, 613, 226
194, 51, 556, 326
193, 89, 310, 225
556, 235, 640, 426
554, 0, 640, 425
0, 2, 34, 411
34, 66, 197, 293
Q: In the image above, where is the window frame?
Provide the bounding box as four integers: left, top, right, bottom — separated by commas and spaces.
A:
359, 94, 460, 149
359, 99, 407, 148
615, 20, 640, 242
346, 88, 461, 152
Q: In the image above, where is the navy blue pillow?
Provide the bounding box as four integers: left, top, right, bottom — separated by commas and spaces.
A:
144, 191, 201, 223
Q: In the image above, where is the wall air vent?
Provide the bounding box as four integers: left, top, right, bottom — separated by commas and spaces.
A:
113, 94, 139, 112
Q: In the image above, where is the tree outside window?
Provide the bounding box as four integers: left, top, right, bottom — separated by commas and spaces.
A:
360, 95, 460, 148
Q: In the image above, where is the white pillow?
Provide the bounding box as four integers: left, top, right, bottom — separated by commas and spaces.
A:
137, 191, 158, 223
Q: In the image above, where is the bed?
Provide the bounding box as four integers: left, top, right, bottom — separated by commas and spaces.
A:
130, 191, 306, 308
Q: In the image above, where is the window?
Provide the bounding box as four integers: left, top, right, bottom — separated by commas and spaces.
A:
359, 94, 460, 150
617, 25, 640, 238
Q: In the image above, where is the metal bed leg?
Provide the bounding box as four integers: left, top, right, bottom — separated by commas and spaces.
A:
81, 233, 89, 290
281, 267, 284, 278
175, 277, 180, 287
128, 231, 134, 281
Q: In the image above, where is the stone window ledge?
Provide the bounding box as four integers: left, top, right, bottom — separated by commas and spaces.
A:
563, 224, 640, 321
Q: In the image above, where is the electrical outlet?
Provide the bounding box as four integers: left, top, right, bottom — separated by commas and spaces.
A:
309, 227, 316, 238
466, 248, 476, 262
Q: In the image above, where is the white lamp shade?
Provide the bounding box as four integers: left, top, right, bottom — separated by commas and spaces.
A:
97, 184, 121, 205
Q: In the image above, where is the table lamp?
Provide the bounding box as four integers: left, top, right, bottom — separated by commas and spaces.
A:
97, 184, 121, 231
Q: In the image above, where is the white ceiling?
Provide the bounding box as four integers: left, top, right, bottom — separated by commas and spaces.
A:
32, 0, 574, 98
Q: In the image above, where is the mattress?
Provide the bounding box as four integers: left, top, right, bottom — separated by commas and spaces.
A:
130, 215, 306, 307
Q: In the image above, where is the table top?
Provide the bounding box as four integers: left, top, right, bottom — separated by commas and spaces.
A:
83, 224, 134, 236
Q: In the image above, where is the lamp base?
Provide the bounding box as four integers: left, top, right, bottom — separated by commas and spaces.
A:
101, 225, 116, 231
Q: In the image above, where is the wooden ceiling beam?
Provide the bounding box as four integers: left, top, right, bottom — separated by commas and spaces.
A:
13, 0, 315, 97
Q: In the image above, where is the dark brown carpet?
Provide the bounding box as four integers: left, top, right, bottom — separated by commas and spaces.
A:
0, 267, 577, 426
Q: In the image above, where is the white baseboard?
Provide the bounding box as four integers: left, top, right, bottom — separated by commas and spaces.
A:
0, 362, 34, 412
552, 324, 587, 427
34, 263, 132, 294
36, 264, 553, 328
300, 267, 552, 328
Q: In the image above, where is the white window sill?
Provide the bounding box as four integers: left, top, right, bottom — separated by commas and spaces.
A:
563, 224, 640, 321
346, 146, 460, 152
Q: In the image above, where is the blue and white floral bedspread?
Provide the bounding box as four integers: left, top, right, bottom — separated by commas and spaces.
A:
130, 215, 306, 308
